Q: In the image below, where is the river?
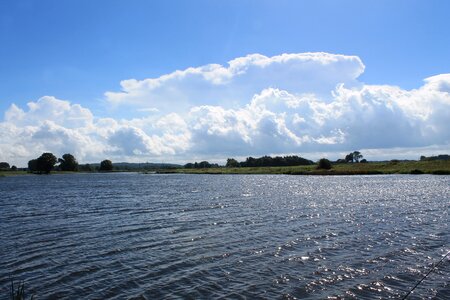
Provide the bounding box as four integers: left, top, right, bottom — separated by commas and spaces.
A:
0, 173, 448, 299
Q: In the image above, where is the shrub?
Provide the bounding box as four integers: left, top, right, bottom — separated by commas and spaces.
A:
410, 169, 424, 174
317, 158, 332, 170
99, 159, 113, 171
432, 170, 450, 175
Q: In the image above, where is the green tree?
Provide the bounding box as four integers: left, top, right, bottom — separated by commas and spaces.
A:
198, 161, 212, 168
352, 151, 363, 163
0, 162, 10, 170
345, 152, 354, 163
226, 158, 239, 168
28, 159, 38, 172
58, 153, 78, 171
79, 163, 92, 172
37, 153, 57, 174
99, 159, 113, 171
317, 158, 332, 170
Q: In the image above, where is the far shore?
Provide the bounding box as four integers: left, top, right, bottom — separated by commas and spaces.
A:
154, 160, 450, 175
2, 160, 450, 177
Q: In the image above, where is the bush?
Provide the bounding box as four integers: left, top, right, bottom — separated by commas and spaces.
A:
99, 159, 113, 171
432, 170, 450, 175
0, 162, 10, 170
317, 158, 332, 170
410, 169, 424, 174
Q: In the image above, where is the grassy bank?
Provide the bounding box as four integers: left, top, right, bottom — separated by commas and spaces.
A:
0, 170, 29, 177
2, 160, 449, 177
155, 160, 450, 175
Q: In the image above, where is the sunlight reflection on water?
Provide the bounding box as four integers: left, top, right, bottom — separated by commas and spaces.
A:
0, 174, 448, 299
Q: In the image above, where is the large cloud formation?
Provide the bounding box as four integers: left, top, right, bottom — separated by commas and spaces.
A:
1, 53, 449, 166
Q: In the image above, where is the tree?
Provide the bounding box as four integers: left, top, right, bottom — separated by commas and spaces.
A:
58, 153, 78, 171
317, 158, 332, 170
28, 159, 38, 172
37, 153, 57, 174
11, 165, 17, 171
352, 151, 363, 163
0, 162, 10, 170
99, 159, 113, 171
184, 161, 218, 168
78, 163, 92, 172
345, 153, 354, 163
198, 161, 212, 168
226, 158, 239, 168
28, 153, 57, 174
344, 151, 364, 163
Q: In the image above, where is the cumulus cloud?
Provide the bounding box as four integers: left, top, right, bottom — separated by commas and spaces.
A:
105, 52, 365, 112
0, 96, 189, 165
1, 53, 449, 166
5, 96, 94, 128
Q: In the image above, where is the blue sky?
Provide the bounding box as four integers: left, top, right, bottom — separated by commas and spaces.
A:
1, 1, 449, 165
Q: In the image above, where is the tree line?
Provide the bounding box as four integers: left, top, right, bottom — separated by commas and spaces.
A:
5, 151, 448, 174
183, 153, 368, 169
184, 161, 220, 169
420, 154, 449, 161
27, 153, 113, 174
335, 151, 366, 163
0, 162, 17, 171
226, 155, 314, 168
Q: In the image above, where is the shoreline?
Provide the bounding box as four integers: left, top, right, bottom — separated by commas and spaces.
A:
154, 160, 450, 175
2, 161, 449, 177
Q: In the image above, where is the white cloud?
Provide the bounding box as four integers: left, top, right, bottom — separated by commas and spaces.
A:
5, 96, 94, 128
104, 52, 365, 112
108, 126, 174, 156
1, 53, 449, 166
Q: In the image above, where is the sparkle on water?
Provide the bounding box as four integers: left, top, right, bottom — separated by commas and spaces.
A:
0, 174, 449, 299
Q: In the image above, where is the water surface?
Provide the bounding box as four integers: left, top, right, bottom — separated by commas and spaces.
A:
0, 174, 449, 299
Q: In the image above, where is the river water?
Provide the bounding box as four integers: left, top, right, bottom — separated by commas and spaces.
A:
0, 173, 448, 299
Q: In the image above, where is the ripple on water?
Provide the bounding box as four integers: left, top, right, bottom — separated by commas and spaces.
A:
0, 173, 448, 299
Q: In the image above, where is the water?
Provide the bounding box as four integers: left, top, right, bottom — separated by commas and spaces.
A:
0, 173, 449, 299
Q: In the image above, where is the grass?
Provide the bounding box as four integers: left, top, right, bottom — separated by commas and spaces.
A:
155, 160, 450, 175
10, 281, 33, 300
0, 171, 29, 177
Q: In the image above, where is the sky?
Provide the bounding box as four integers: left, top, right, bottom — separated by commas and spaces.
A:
1, 0, 449, 166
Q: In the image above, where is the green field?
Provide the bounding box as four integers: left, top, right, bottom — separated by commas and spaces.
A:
155, 160, 450, 175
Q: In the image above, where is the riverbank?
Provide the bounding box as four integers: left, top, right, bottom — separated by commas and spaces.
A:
0, 170, 29, 177
0, 170, 84, 177
2, 160, 449, 177
155, 160, 450, 175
